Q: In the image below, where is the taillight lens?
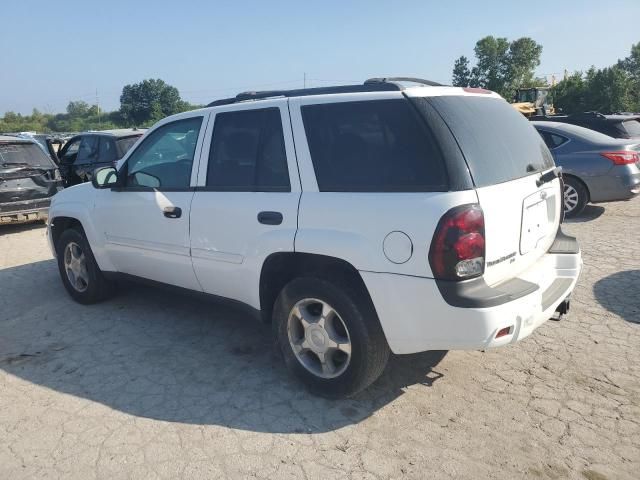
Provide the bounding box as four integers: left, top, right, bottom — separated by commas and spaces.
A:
601, 151, 639, 165
429, 204, 485, 281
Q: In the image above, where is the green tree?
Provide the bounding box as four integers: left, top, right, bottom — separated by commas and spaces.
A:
469, 36, 511, 94
452, 36, 543, 98
66, 101, 90, 117
552, 72, 586, 114
584, 66, 633, 113
505, 37, 543, 98
452, 55, 472, 87
119, 79, 189, 126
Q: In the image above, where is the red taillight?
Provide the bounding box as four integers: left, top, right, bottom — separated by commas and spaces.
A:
601, 151, 639, 165
429, 204, 485, 281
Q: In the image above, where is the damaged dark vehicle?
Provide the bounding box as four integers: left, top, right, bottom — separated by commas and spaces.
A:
0, 136, 64, 225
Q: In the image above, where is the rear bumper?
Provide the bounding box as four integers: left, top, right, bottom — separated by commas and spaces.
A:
361, 231, 582, 354
0, 198, 51, 224
587, 168, 640, 203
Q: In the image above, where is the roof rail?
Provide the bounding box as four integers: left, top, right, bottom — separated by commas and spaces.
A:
206, 77, 444, 107
364, 77, 444, 87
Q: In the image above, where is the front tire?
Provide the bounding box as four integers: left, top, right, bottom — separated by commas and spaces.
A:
563, 176, 588, 218
55, 228, 114, 304
273, 277, 390, 398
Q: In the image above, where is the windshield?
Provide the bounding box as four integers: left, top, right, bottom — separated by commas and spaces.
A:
620, 120, 640, 137
418, 96, 554, 187
0, 141, 54, 168
116, 135, 142, 158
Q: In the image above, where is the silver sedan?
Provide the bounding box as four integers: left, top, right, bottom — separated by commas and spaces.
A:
533, 121, 640, 216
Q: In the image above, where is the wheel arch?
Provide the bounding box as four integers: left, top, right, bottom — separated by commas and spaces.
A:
258, 252, 376, 324
563, 173, 591, 203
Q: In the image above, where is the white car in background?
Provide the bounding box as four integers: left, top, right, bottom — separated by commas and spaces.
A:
47, 78, 582, 397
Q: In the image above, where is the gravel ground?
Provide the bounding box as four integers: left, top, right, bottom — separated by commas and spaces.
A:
0, 198, 638, 480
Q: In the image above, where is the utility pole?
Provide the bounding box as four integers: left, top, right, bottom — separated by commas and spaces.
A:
96, 88, 101, 130
303, 72, 306, 89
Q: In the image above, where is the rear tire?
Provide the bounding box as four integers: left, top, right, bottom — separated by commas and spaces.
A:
273, 277, 390, 398
55, 227, 115, 304
563, 176, 588, 218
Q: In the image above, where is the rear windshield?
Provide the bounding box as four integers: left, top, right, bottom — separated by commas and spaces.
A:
0, 141, 54, 168
619, 120, 640, 137
116, 135, 141, 158
301, 99, 448, 192
419, 96, 554, 187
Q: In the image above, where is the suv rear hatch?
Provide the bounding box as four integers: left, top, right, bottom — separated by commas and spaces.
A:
413, 94, 562, 286
0, 140, 61, 207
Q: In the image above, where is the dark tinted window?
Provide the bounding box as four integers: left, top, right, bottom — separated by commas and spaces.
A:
207, 108, 290, 191
620, 120, 640, 137
0, 142, 54, 168
423, 96, 554, 187
116, 135, 141, 158
98, 137, 117, 162
125, 117, 202, 189
76, 136, 99, 164
302, 99, 447, 192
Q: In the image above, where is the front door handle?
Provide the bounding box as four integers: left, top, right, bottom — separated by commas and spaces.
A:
163, 206, 182, 219
257, 211, 283, 225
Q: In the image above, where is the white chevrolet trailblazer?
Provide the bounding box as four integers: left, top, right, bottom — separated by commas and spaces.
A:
48, 78, 582, 397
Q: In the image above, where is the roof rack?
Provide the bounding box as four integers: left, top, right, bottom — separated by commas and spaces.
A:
364, 77, 443, 87
206, 77, 444, 107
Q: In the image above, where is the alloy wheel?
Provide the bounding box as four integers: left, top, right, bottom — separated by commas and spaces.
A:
64, 242, 89, 292
563, 183, 579, 213
287, 298, 352, 379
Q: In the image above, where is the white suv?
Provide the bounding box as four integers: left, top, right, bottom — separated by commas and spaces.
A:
47, 78, 582, 397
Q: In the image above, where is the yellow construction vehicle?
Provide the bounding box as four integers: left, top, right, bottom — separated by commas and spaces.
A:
512, 87, 555, 117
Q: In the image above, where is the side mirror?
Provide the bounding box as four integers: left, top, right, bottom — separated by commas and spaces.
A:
92, 167, 119, 189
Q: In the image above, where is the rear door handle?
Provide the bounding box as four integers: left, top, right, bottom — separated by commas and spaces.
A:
163, 206, 182, 219
257, 211, 283, 225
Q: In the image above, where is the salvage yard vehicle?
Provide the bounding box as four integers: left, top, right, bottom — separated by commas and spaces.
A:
534, 121, 640, 217
57, 129, 144, 186
534, 112, 640, 139
47, 78, 582, 397
0, 135, 64, 224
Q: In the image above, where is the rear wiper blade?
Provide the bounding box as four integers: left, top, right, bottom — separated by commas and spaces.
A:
536, 166, 562, 187
1, 162, 31, 167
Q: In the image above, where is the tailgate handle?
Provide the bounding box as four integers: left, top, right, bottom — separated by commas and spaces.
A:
536, 166, 562, 187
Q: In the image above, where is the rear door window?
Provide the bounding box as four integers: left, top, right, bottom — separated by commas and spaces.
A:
301, 99, 447, 192
206, 108, 290, 191
98, 137, 118, 162
419, 96, 554, 187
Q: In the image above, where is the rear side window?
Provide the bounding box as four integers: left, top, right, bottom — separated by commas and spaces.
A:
207, 108, 290, 191
420, 96, 554, 187
301, 99, 448, 192
538, 130, 568, 149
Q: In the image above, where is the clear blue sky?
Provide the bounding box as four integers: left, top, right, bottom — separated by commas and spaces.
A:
1, 0, 638, 115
